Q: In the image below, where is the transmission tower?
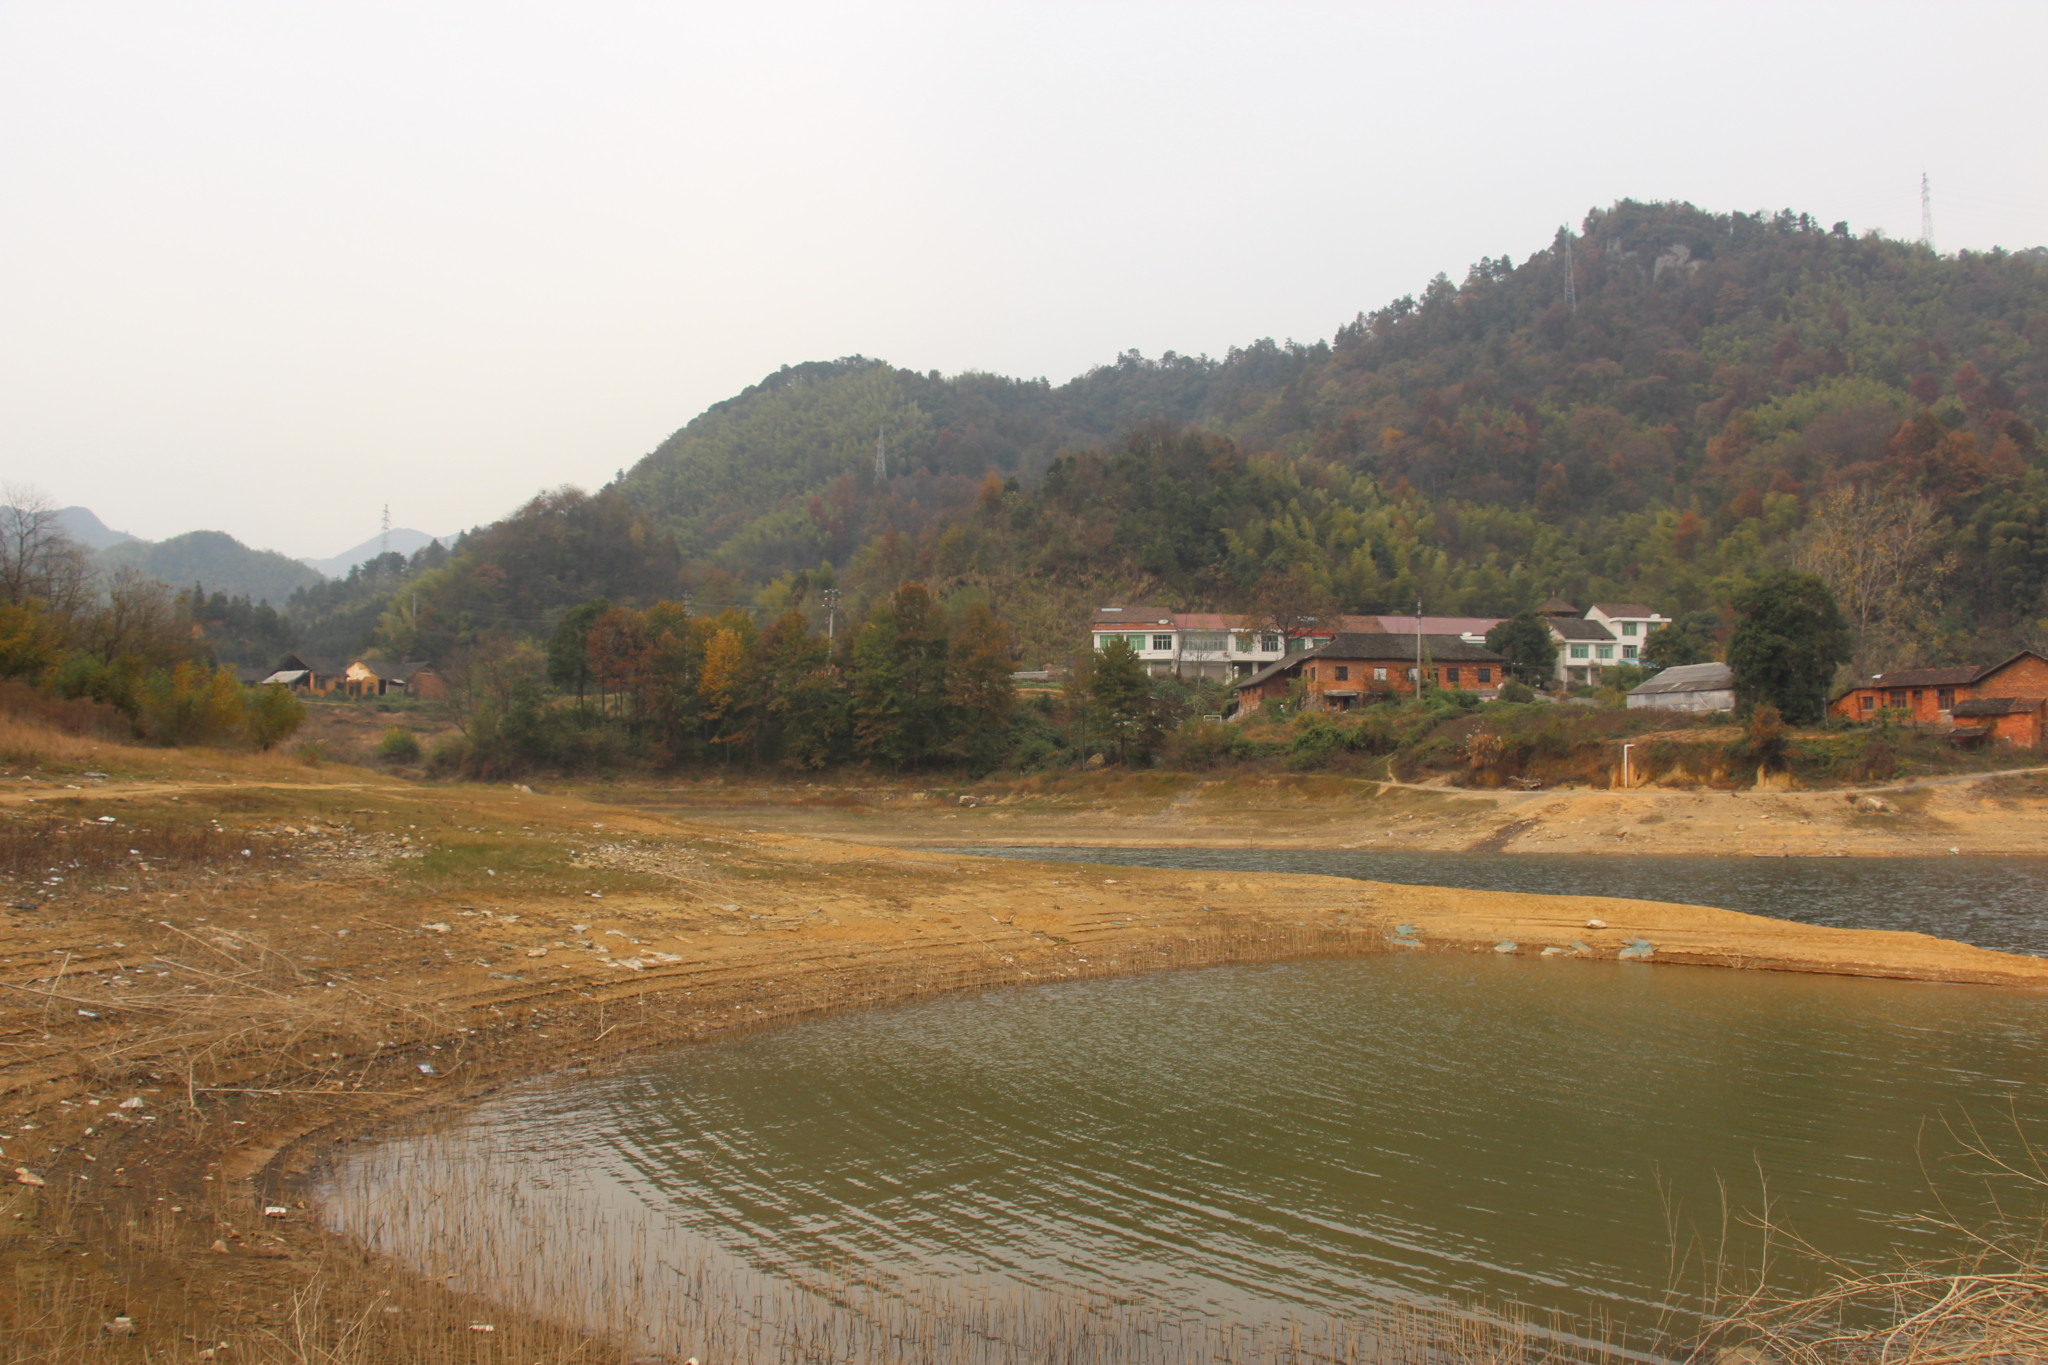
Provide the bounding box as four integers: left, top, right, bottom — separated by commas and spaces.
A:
1920, 172, 1935, 252
874, 427, 886, 482
822, 587, 841, 641
379, 504, 391, 557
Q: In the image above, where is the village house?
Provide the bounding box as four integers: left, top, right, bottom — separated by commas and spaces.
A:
1538, 598, 1669, 686
1233, 634, 1506, 716
1089, 607, 1510, 681
1625, 661, 1735, 713
260, 653, 347, 694
341, 659, 446, 701
1830, 651, 2048, 748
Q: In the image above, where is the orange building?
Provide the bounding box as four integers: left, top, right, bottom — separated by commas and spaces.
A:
1831, 650, 2048, 747
1234, 634, 1505, 716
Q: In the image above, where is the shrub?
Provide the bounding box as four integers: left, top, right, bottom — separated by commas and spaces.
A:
1167, 718, 1239, 770
1498, 679, 1535, 704
425, 735, 469, 777
137, 664, 246, 747
245, 684, 305, 751
377, 726, 423, 765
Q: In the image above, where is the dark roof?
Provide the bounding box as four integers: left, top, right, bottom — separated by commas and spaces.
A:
1234, 634, 1502, 689
354, 659, 433, 682
1591, 602, 1658, 619
1627, 662, 1733, 696
1856, 665, 1987, 689
280, 652, 344, 676
1953, 697, 2042, 717
1091, 606, 1175, 627
1548, 618, 1617, 641
1536, 596, 1580, 616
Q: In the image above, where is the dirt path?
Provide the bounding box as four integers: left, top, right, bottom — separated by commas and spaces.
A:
4, 756, 2047, 1361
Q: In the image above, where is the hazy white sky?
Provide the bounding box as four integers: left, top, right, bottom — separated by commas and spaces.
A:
3, 2, 2044, 560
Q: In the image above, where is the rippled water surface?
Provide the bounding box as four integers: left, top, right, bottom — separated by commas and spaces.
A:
943, 846, 2048, 955
326, 955, 2048, 1349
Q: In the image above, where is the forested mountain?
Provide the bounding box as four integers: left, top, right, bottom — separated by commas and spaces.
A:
99, 530, 323, 607
366, 200, 2045, 668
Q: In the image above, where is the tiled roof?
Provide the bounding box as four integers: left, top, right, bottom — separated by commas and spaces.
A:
1591, 602, 1658, 619
1537, 596, 1580, 616
1234, 633, 1503, 689
1364, 616, 1507, 636
1548, 618, 1617, 641
1953, 696, 2042, 717
1627, 662, 1732, 695
1091, 606, 1175, 627
1857, 665, 1986, 688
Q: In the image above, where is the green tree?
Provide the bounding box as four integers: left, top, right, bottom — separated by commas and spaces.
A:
1641, 612, 1716, 669
546, 598, 609, 710
1484, 613, 1557, 685
244, 682, 306, 751
1727, 571, 1851, 723
944, 600, 1015, 771
760, 610, 846, 769
850, 583, 952, 767
1086, 638, 1159, 765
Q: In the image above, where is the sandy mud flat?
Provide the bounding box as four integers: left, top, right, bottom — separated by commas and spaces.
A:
3, 753, 2045, 1359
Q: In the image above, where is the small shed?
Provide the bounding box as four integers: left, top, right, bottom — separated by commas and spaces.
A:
1950, 696, 2045, 750
1625, 661, 1735, 713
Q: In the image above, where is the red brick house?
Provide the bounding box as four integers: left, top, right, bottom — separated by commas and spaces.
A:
1950, 697, 2046, 749
1234, 634, 1505, 716
1831, 650, 2048, 747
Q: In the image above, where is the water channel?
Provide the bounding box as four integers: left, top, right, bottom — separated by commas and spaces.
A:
324, 904, 2048, 1359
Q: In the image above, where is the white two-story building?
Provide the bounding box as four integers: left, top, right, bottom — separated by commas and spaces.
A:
1539, 598, 1669, 687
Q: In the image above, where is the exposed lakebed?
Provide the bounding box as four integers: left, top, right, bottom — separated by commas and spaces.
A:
323, 950, 2048, 1355
944, 845, 2048, 956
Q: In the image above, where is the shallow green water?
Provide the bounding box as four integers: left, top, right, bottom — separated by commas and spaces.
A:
323, 954, 2048, 1351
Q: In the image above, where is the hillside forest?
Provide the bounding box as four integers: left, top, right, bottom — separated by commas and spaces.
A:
3, 199, 2045, 777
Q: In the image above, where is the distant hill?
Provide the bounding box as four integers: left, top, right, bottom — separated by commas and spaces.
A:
370, 198, 2047, 667
98, 530, 324, 606
51, 507, 137, 551
300, 528, 443, 579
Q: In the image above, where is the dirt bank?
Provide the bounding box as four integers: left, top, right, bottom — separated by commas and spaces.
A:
3, 747, 2045, 1361
578, 766, 2048, 857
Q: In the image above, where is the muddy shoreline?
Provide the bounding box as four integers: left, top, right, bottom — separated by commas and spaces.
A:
5, 759, 2048, 1361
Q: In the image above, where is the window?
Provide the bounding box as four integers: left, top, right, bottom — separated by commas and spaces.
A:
1307, 667, 1316, 680
1407, 667, 1419, 680
1151, 634, 1173, 651
1623, 620, 1639, 636
1232, 634, 1254, 653
1861, 694, 1876, 712
1887, 689, 1907, 708
1938, 687, 1956, 711
1477, 667, 1491, 684
1570, 644, 1589, 659
1596, 645, 1615, 661
1445, 667, 1461, 686
1334, 665, 1349, 681
1373, 667, 1387, 681
1261, 633, 1281, 652
1622, 645, 1638, 660
1183, 630, 1227, 654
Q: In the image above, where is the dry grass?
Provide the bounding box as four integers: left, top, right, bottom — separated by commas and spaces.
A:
1698, 1121, 2048, 1365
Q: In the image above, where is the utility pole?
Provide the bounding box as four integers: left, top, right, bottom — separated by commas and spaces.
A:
1414, 594, 1424, 698
1920, 172, 1935, 252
